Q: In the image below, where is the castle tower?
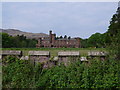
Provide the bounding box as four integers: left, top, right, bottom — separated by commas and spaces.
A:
52, 34, 56, 45
49, 30, 52, 43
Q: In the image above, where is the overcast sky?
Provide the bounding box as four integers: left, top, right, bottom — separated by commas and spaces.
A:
2, 2, 118, 39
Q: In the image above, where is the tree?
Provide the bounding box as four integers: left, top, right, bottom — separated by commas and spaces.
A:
2, 33, 12, 48
59, 36, 63, 39
64, 35, 67, 39
68, 36, 71, 39
2, 33, 37, 48
87, 33, 106, 48
106, 7, 120, 60
80, 39, 88, 48
55, 36, 59, 40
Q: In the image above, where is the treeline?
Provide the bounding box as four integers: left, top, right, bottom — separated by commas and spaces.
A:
81, 33, 107, 48
1, 31, 108, 48
1, 33, 37, 48
2, 56, 120, 88
56, 35, 71, 39
81, 6, 120, 53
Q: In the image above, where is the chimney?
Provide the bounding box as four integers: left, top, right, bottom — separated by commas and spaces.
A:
49, 30, 52, 35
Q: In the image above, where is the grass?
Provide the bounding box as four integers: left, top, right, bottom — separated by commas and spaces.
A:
1, 48, 107, 57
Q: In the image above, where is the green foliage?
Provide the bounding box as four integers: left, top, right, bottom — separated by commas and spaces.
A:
81, 6, 120, 60
88, 33, 104, 48
59, 36, 63, 39
2, 33, 37, 48
68, 36, 71, 39
106, 7, 120, 60
2, 55, 18, 65
81, 33, 107, 48
2, 57, 120, 88
2, 56, 43, 88
2, 33, 12, 48
64, 35, 67, 39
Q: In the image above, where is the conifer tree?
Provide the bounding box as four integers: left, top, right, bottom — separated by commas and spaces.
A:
107, 3, 120, 60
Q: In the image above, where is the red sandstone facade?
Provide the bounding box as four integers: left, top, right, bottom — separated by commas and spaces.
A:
36, 31, 81, 48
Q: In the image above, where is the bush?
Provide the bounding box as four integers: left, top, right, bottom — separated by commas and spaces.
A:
2, 57, 120, 88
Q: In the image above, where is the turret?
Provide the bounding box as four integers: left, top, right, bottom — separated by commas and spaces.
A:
49, 30, 52, 43
49, 30, 52, 35
52, 34, 56, 44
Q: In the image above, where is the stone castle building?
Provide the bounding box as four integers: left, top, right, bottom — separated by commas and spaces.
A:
36, 31, 80, 48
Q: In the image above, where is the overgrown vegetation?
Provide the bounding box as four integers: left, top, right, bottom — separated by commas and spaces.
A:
81, 33, 107, 48
106, 7, 120, 60
2, 56, 120, 88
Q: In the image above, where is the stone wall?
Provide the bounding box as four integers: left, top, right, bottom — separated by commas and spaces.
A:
28, 51, 50, 68
1, 50, 22, 59
1, 50, 108, 68
58, 51, 80, 66
88, 51, 108, 60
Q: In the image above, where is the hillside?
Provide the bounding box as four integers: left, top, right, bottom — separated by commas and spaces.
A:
0, 29, 49, 40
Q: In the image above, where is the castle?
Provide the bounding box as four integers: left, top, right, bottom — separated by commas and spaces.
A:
36, 31, 81, 48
